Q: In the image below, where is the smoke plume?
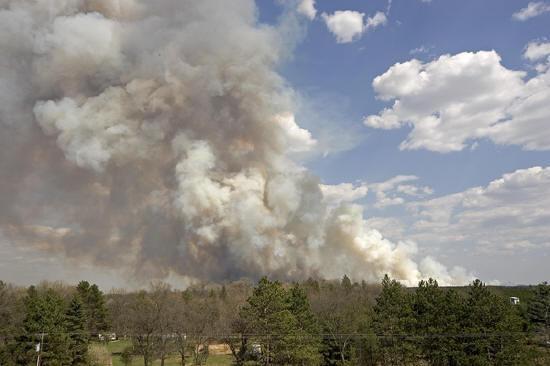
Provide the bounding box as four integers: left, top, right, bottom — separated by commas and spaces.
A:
0, 0, 468, 286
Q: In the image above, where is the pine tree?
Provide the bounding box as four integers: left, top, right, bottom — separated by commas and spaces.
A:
76, 281, 109, 334
373, 274, 416, 365
240, 277, 301, 365
66, 295, 89, 365
20, 287, 72, 365
413, 278, 446, 364
460, 279, 531, 365
0, 281, 21, 365
287, 284, 321, 365
220, 285, 227, 301
528, 282, 550, 336
341, 275, 352, 293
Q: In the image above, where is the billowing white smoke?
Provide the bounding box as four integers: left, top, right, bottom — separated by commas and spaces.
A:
0, 0, 468, 286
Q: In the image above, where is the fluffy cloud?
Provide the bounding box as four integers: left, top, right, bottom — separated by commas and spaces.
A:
297, 0, 316, 20
407, 167, 550, 254
364, 50, 550, 152
322, 9, 387, 44
513, 1, 550, 21
322, 11, 365, 43
523, 40, 550, 61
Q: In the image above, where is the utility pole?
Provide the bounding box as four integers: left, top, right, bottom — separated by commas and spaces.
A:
36, 332, 44, 366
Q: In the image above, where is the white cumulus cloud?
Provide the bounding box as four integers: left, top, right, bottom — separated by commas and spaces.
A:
322, 10, 365, 43
364, 50, 550, 152
523, 40, 550, 61
322, 9, 387, 44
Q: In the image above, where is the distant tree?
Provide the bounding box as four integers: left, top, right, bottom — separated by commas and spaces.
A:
341, 275, 352, 293
220, 285, 227, 301
65, 295, 88, 365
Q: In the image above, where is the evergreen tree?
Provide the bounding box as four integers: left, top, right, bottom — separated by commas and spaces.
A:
373, 275, 416, 365
528, 282, 550, 336
66, 295, 89, 365
412, 278, 448, 364
76, 281, 109, 334
460, 279, 530, 365
341, 275, 352, 293
439, 288, 465, 365
220, 285, 227, 301
20, 287, 72, 365
0, 281, 21, 365
240, 277, 305, 365
287, 284, 322, 365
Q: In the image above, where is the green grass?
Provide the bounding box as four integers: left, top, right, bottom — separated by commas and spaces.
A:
97, 339, 232, 366
111, 353, 232, 366
107, 339, 132, 354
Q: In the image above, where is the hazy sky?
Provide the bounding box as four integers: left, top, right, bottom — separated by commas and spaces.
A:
1, 0, 549, 289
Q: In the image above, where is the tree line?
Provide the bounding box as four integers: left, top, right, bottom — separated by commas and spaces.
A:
1, 276, 549, 365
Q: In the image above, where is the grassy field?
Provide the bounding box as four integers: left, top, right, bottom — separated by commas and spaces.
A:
111, 354, 232, 366
95, 340, 233, 366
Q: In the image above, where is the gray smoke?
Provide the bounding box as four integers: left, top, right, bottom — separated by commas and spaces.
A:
0, 0, 469, 286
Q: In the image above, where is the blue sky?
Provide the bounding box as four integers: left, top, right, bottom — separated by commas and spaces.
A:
272, 0, 550, 187
259, 0, 550, 284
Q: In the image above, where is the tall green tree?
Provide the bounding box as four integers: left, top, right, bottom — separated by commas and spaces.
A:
240, 277, 316, 365
20, 287, 72, 365
528, 282, 550, 337
373, 275, 416, 365
460, 279, 530, 365
65, 295, 88, 365
76, 281, 109, 334
0, 281, 22, 365
287, 284, 322, 365
412, 278, 448, 364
